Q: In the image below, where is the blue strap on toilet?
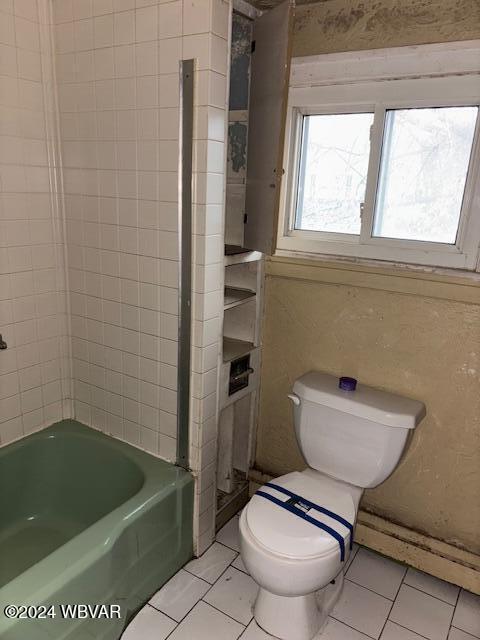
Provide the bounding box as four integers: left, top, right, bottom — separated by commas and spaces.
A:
265, 482, 354, 548
255, 482, 354, 562
255, 490, 347, 561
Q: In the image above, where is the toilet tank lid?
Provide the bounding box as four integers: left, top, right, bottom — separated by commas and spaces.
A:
293, 371, 426, 429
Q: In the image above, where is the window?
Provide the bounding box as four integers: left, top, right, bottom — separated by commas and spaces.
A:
372, 107, 477, 244
295, 112, 373, 235
277, 45, 480, 270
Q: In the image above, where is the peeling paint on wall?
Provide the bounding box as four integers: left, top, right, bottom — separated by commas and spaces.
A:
228, 121, 248, 176
229, 13, 253, 111
226, 12, 253, 246
257, 275, 480, 555
292, 0, 480, 57
254, 0, 480, 556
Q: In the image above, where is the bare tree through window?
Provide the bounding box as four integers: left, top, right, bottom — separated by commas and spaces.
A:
373, 107, 478, 243
295, 113, 374, 234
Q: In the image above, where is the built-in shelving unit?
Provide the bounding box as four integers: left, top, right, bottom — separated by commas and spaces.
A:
217, 250, 263, 525
216, 0, 292, 527
224, 245, 263, 266
216, 1, 261, 526
224, 286, 256, 310
223, 336, 255, 362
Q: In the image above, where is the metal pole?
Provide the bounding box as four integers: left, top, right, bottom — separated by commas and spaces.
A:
176, 59, 194, 469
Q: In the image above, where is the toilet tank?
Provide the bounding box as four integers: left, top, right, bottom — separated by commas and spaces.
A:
291, 371, 426, 489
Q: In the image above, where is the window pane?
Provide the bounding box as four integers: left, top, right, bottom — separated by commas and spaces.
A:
295, 112, 374, 234
373, 106, 478, 244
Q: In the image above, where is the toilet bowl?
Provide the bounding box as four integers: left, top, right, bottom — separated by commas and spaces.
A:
240, 469, 361, 640
239, 370, 426, 640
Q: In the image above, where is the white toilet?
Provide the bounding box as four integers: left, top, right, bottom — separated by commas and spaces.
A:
240, 371, 426, 640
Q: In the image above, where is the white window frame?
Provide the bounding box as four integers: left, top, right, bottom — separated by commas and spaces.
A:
276, 41, 480, 271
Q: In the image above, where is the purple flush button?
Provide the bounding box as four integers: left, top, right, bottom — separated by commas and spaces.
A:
339, 376, 357, 391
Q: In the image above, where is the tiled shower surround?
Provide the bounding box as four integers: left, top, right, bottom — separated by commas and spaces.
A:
0, 0, 71, 445
1, 0, 230, 553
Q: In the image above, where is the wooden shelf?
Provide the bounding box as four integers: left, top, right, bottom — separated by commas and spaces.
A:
224, 286, 256, 310
223, 337, 254, 362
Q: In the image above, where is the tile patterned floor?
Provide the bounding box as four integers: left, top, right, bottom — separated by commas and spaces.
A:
122, 513, 480, 640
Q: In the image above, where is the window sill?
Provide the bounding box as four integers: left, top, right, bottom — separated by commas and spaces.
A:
267, 252, 480, 305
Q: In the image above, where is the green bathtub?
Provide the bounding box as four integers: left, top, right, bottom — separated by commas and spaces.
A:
0, 420, 194, 639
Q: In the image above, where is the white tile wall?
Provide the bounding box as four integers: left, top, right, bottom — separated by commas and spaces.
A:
0, 0, 70, 446
187, 3, 229, 552
186, 0, 230, 554
54, 0, 230, 550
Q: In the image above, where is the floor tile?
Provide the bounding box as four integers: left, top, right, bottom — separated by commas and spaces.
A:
389, 584, 454, 640
216, 515, 241, 551
319, 617, 372, 639
184, 541, 237, 583
403, 567, 459, 605
121, 513, 472, 640
203, 566, 258, 624
241, 616, 372, 640
232, 554, 248, 574
332, 579, 392, 638
449, 628, 480, 640
452, 590, 480, 638
346, 547, 406, 600
381, 620, 426, 639
149, 568, 210, 622
121, 604, 176, 640
345, 543, 359, 573
241, 619, 276, 639
168, 601, 244, 640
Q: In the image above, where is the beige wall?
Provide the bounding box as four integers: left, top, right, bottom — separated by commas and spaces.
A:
254, 0, 480, 559
293, 0, 480, 57
256, 262, 480, 554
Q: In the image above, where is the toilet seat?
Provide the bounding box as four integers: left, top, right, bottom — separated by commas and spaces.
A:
246, 471, 355, 561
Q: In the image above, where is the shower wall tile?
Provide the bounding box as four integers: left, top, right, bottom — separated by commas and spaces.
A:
54, 0, 176, 459
54, 0, 230, 548
0, 0, 71, 447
